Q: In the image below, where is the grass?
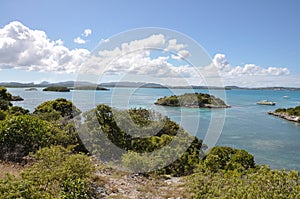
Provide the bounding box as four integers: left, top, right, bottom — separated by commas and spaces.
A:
0, 161, 23, 178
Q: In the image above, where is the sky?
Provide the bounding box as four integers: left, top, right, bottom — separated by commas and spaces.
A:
0, 0, 300, 87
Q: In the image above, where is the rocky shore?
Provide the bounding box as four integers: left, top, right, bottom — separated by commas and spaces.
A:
268, 112, 300, 122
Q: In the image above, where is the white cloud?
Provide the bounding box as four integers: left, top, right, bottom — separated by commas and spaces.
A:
171, 49, 191, 60
0, 21, 294, 87
74, 37, 86, 44
82, 29, 92, 37
81, 34, 196, 79
0, 21, 90, 73
73, 28, 92, 44
212, 53, 290, 76
210, 53, 293, 86
165, 39, 187, 51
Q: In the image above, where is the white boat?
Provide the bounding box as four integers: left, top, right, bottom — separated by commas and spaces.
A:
283, 96, 289, 99
256, 100, 276, 106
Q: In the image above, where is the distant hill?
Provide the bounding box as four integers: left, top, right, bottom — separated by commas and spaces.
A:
99, 82, 167, 88
0, 81, 300, 91
0, 81, 96, 88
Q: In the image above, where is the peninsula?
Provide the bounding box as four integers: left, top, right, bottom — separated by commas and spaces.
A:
268, 106, 300, 122
154, 93, 230, 108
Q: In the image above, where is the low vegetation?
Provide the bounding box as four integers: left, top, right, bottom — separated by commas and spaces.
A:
274, 105, 300, 116
43, 86, 70, 92
71, 86, 109, 90
0, 87, 299, 198
155, 92, 230, 108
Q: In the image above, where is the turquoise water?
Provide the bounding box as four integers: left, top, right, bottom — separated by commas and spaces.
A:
8, 87, 300, 171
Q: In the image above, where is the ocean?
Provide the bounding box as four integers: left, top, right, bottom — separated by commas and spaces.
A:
7, 87, 300, 171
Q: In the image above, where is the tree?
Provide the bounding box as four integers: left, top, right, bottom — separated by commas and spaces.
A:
0, 87, 13, 111
0, 115, 77, 162
33, 98, 81, 121
82, 104, 204, 176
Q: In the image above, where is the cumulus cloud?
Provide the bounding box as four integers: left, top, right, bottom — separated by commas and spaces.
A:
0, 21, 293, 87
212, 53, 290, 76
208, 53, 292, 86
82, 29, 92, 37
74, 37, 86, 44
165, 39, 187, 51
80, 33, 196, 79
73, 28, 92, 44
0, 21, 90, 72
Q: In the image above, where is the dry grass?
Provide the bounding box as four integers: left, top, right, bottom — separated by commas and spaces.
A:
92, 161, 190, 199
0, 161, 23, 178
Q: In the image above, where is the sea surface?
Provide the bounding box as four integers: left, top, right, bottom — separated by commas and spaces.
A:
8, 87, 300, 171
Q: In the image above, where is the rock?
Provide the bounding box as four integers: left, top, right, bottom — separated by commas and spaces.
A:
11, 95, 24, 101
268, 112, 300, 122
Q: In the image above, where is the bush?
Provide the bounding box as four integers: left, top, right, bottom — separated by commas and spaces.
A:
203, 146, 255, 172
9, 106, 29, 116
0, 115, 77, 162
189, 165, 300, 199
33, 98, 81, 121
0, 87, 12, 101
0, 146, 95, 198
82, 104, 204, 176
0, 99, 11, 111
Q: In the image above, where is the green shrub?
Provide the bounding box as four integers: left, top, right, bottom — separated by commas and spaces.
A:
0, 146, 95, 198
33, 98, 81, 121
189, 165, 300, 199
0, 110, 6, 120
9, 106, 30, 116
203, 146, 255, 172
0, 99, 11, 111
83, 104, 204, 176
0, 87, 12, 101
0, 115, 77, 161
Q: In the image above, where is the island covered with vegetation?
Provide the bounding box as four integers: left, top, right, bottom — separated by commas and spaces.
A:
43, 86, 70, 92
155, 92, 230, 108
71, 86, 109, 91
0, 87, 299, 198
268, 105, 300, 122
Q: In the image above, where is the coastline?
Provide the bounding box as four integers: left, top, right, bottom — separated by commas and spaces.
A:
268, 112, 300, 123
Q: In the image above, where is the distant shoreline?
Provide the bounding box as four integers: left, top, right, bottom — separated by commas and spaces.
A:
1, 81, 300, 91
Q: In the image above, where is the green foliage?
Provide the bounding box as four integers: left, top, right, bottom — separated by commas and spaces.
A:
8, 106, 30, 116
155, 92, 228, 108
0, 99, 11, 111
33, 98, 81, 121
203, 146, 255, 172
0, 87, 13, 111
0, 87, 12, 101
275, 106, 300, 116
0, 110, 6, 120
43, 86, 70, 92
0, 115, 77, 161
72, 86, 109, 90
0, 146, 95, 199
82, 104, 204, 176
189, 165, 300, 199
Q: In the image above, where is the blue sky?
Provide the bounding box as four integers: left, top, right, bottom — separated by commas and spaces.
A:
0, 0, 300, 86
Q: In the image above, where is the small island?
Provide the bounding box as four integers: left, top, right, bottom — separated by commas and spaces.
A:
154, 93, 230, 108
43, 86, 70, 92
71, 86, 109, 91
268, 106, 300, 122
25, 88, 38, 91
